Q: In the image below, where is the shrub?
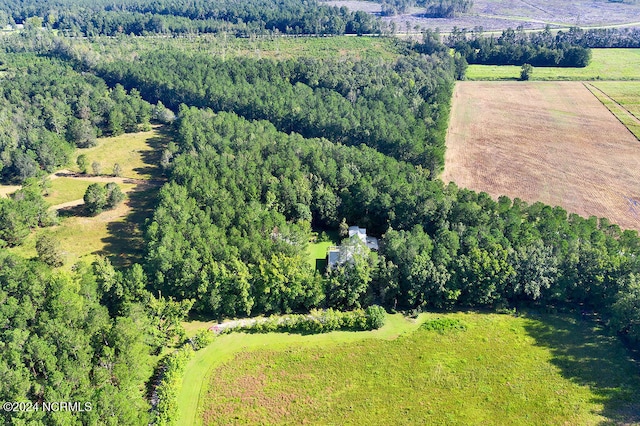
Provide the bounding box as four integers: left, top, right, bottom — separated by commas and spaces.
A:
191, 329, 214, 350
365, 305, 387, 329
154, 346, 194, 426
421, 318, 467, 333
520, 63, 533, 81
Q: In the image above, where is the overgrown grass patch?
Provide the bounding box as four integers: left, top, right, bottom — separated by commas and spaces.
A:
44, 177, 93, 206
466, 49, 640, 81
73, 126, 168, 180
178, 313, 423, 426
196, 312, 640, 425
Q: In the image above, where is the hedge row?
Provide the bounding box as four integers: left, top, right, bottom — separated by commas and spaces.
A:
230, 306, 387, 334
153, 345, 194, 425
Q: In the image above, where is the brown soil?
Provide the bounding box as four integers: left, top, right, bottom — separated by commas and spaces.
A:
442, 81, 640, 232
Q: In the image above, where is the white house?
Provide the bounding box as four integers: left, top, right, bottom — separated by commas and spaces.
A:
326, 226, 378, 269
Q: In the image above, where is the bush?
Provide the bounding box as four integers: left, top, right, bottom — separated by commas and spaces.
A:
233, 308, 386, 335
35, 234, 64, 267
84, 182, 125, 215
520, 63, 533, 81
154, 346, 194, 426
191, 329, 214, 350
421, 318, 467, 333
365, 305, 387, 329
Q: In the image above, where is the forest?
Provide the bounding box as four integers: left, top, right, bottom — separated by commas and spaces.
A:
446, 27, 592, 67
0, 0, 380, 36
0, 4, 639, 424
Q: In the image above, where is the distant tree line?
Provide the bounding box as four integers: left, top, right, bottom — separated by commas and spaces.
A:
0, 0, 381, 36
553, 26, 640, 48
445, 27, 592, 67
378, 0, 472, 18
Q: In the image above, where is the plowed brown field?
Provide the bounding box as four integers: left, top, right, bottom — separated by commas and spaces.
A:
442, 81, 640, 231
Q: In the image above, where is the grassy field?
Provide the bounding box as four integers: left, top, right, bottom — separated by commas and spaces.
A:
43, 177, 94, 206
73, 126, 166, 180
7, 128, 167, 267
443, 81, 640, 232
178, 314, 426, 426
587, 81, 640, 140
190, 312, 640, 425
466, 49, 640, 81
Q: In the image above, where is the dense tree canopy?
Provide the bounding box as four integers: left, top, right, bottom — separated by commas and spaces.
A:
0, 0, 381, 36
95, 50, 454, 170
446, 26, 592, 67
0, 53, 152, 182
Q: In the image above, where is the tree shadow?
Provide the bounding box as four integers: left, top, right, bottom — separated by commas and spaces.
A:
523, 313, 640, 424
133, 125, 172, 181
97, 125, 170, 268
56, 204, 85, 218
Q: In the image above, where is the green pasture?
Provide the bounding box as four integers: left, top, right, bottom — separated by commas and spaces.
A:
73, 126, 167, 180
466, 49, 640, 81
183, 312, 640, 425
44, 177, 93, 206
178, 313, 425, 426
591, 81, 640, 120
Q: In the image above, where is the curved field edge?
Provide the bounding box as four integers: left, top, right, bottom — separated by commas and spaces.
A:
196, 312, 640, 425
177, 313, 426, 426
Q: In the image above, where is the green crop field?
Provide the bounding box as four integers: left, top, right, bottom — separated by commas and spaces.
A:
586, 82, 640, 140
190, 312, 640, 426
466, 49, 640, 81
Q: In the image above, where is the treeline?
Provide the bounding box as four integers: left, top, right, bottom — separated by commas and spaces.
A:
0, 52, 153, 182
147, 107, 640, 348
446, 27, 591, 67
95, 49, 454, 170
378, 0, 472, 18
0, 252, 194, 425
553, 26, 640, 48
0, 0, 381, 36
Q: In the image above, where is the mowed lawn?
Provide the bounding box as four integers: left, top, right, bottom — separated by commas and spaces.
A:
196, 312, 640, 425
466, 49, 640, 81
442, 81, 640, 232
